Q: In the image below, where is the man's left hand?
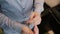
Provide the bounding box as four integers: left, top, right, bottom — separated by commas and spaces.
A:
26, 11, 41, 25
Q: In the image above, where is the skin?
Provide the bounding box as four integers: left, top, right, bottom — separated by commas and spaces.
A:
0, 13, 39, 34
21, 11, 41, 34
21, 25, 39, 34
26, 11, 41, 25
0, 11, 41, 34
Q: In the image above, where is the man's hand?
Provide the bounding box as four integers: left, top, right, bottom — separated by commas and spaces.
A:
21, 25, 39, 34
26, 11, 41, 25
21, 11, 40, 34
21, 25, 34, 34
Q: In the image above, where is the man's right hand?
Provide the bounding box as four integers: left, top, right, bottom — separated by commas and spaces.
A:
21, 25, 34, 34
21, 25, 39, 34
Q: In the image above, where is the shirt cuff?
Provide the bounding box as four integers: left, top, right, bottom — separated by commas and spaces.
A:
35, 6, 44, 14
34, 0, 44, 14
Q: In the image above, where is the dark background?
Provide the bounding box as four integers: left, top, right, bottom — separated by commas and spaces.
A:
38, 3, 60, 34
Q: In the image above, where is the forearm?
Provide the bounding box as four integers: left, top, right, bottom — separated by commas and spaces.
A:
0, 13, 23, 32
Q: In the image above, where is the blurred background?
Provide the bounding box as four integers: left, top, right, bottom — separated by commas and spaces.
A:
38, 0, 60, 34
0, 0, 60, 34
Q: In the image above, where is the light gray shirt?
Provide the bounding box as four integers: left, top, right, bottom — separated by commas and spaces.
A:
0, 0, 44, 34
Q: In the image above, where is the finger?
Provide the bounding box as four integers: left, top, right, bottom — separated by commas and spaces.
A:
34, 25, 39, 34
26, 19, 34, 24
27, 16, 41, 24
26, 12, 35, 24
26, 16, 38, 24
34, 19, 41, 25
29, 12, 35, 20
27, 17, 39, 24
22, 25, 34, 34
32, 16, 40, 22
34, 20, 41, 25
33, 16, 41, 22
26, 13, 41, 24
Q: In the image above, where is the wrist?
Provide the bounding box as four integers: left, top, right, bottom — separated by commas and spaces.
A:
34, 11, 41, 15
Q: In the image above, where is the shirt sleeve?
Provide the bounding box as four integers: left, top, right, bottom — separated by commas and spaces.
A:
34, 0, 44, 14
0, 13, 23, 33
0, 0, 2, 3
